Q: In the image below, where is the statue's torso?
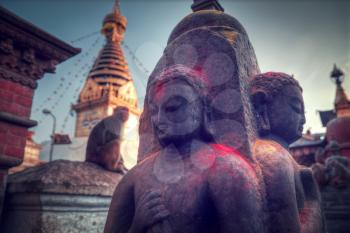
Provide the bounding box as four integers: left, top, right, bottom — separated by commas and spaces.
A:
133, 154, 220, 233
254, 139, 304, 233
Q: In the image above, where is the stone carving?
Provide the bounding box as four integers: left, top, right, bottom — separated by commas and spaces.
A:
0, 39, 14, 54
104, 66, 264, 233
138, 8, 260, 162
105, 3, 322, 233
22, 48, 35, 64
85, 106, 129, 173
312, 142, 350, 189
250, 72, 324, 233
0, 9, 80, 89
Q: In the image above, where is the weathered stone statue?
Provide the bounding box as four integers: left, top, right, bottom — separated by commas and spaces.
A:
104, 65, 264, 233
86, 106, 129, 173
138, 4, 260, 162
312, 147, 350, 189
250, 72, 324, 233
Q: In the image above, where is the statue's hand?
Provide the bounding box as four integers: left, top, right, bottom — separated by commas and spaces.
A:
130, 190, 170, 233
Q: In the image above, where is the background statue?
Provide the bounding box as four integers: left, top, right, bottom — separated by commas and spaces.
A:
85, 106, 129, 173
312, 142, 350, 189
104, 65, 264, 233
250, 72, 324, 233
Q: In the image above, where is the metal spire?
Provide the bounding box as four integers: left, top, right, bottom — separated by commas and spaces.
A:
113, 0, 121, 14
191, 0, 224, 12
330, 64, 345, 86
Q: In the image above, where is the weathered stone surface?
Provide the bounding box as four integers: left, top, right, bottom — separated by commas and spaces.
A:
250, 72, 324, 233
6, 160, 122, 196
138, 9, 260, 162
105, 70, 265, 233
321, 186, 350, 233
0, 160, 122, 233
2, 193, 111, 233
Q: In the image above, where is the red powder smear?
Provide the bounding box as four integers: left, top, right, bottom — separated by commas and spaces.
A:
153, 84, 166, 103
193, 65, 210, 88
211, 143, 254, 172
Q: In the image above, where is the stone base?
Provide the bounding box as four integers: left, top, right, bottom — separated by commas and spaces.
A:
0, 160, 123, 233
322, 187, 350, 233
2, 193, 111, 233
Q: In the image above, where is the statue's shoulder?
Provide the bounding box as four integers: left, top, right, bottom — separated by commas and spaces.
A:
253, 139, 292, 164
207, 143, 256, 177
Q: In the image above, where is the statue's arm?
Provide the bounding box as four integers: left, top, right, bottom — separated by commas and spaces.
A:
207, 156, 264, 233
104, 174, 137, 233
299, 168, 326, 233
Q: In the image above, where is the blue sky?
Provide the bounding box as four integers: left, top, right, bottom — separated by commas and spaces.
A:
0, 0, 349, 143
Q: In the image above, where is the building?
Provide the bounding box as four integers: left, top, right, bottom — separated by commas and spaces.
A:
72, 0, 141, 138
290, 65, 350, 165
40, 0, 141, 168
0, 5, 79, 218
9, 131, 43, 174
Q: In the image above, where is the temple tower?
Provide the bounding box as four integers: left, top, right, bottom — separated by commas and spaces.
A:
73, 0, 140, 138
330, 64, 350, 117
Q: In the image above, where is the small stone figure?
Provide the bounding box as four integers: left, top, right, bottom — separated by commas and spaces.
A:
104, 65, 264, 233
312, 153, 350, 189
325, 156, 350, 188
250, 72, 324, 233
85, 106, 129, 173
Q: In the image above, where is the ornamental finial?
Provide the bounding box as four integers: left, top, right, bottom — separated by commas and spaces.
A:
191, 0, 224, 12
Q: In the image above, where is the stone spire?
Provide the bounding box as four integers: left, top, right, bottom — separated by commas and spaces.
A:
191, 0, 224, 12
331, 64, 350, 117
89, 0, 131, 89
73, 0, 140, 138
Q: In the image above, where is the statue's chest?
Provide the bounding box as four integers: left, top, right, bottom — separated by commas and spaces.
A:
135, 169, 210, 222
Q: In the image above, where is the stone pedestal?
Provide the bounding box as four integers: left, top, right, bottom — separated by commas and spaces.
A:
321, 187, 350, 233
1, 160, 123, 233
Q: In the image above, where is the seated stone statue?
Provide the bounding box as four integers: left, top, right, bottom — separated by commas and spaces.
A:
104, 65, 264, 233
85, 106, 129, 173
250, 72, 324, 233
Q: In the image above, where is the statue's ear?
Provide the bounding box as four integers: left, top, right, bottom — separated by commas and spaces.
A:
251, 91, 271, 136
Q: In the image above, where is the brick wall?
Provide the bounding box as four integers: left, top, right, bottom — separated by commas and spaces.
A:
0, 79, 33, 118
0, 79, 34, 161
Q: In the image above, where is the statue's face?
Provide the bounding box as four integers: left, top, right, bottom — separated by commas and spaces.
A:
268, 85, 305, 144
149, 80, 203, 146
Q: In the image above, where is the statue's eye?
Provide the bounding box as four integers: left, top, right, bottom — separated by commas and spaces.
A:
289, 99, 303, 114
290, 104, 301, 113
164, 96, 187, 113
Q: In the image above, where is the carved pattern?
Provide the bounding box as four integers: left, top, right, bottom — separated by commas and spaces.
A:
0, 38, 61, 88
0, 67, 37, 89
0, 21, 74, 62
0, 38, 14, 54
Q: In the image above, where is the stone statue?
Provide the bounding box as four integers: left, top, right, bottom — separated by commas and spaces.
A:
312, 149, 350, 189
250, 72, 324, 233
85, 106, 129, 173
138, 6, 260, 162
325, 156, 350, 188
104, 65, 264, 233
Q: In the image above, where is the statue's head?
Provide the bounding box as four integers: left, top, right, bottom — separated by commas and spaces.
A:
114, 106, 129, 122
148, 65, 212, 147
250, 72, 305, 145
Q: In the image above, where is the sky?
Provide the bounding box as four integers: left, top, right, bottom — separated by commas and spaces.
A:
0, 0, 349, 143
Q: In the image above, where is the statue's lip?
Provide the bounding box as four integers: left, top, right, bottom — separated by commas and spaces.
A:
298, 125, 304, 132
